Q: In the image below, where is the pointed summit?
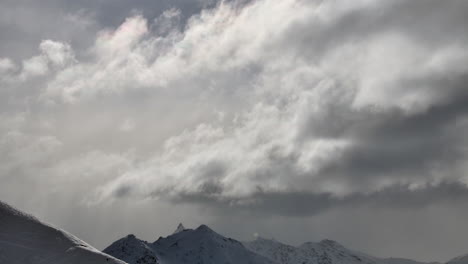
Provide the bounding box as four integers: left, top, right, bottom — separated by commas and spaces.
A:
196, 224, 212, 232
173, 223, 186, 234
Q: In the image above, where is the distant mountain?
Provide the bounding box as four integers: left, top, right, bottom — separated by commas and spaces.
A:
0, 200, 126, 264
103, 234, 159, 264
244, 237, 446, 264
104, 224, 275, 264
245, 237, 379, 264
105, 224, 441, 264
447, 253, 468, 264
1, 200, 462, 264
245, 237, 441, 264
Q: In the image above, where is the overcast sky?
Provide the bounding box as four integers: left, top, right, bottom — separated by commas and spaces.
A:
1, 0, 468, 262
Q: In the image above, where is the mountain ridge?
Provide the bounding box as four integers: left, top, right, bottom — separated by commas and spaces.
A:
1, 200, 467, 264
103, 224, 453, 264
104, 223, 275, 264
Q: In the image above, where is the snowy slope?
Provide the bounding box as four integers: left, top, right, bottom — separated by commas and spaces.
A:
103, 222, 454, 264
244, 237, 379, 264
244, 237, 438, 264
104, 224, 275, 264
153, 225, 275, 264
103, 234, 159, 264
104, 225, 439, 264
383, 258, 440, 264
447, 254, 468, 264
0, 201, 127, 264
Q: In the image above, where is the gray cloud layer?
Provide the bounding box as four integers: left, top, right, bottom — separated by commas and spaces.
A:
1, 0, 468, 262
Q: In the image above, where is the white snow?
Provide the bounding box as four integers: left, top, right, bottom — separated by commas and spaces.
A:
104, 224, 275, 264
104, 225, 441, 264
244, 236, 439, 264
103, 234, 159, 264
244, 237, 379, 264
0, 201, 127, 264
447, 254, 468, 264
2, 200, 459, 264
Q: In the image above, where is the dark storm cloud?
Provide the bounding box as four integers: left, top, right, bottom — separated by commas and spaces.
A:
281, 0, 468, 62
170, 182, 468, 217
317, 84, 468, 184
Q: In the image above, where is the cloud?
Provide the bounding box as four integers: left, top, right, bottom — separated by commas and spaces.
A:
75, 0, 468, 210
0, 58, 15, 73
168, 181, 468, 217
39, 40, 75, 67
1, 0, 468, 211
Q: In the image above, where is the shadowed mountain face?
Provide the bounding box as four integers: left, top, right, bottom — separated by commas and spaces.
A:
0, 201, 126, 264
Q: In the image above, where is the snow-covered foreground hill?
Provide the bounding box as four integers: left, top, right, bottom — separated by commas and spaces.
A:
0, 201, 127, 264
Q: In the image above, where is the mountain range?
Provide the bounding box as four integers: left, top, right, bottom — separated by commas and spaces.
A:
103, 224, 436, 264
1, 200, 467, 264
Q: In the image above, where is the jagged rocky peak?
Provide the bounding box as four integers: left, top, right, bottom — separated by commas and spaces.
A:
173, 223, 186, 234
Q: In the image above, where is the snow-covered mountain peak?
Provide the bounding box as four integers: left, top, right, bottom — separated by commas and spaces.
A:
196, 224, 214, 232
173, 223, 186, 234
248, 236, 289, 249
315, 239, 347, 250
246, 235, 385, 264
298, 239, 347, 252
103, 222, 448, 264
103, 234, 158, 264
126, 234, 137, 240
106, 224, 275, 264
447, 253, 468, 264
319, 239, 341, 246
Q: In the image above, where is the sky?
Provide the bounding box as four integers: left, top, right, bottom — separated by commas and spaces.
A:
1, 0, 468, 262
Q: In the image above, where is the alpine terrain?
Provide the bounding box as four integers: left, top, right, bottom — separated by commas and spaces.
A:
2, 199, 468, 264
0, 201, 127, 264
